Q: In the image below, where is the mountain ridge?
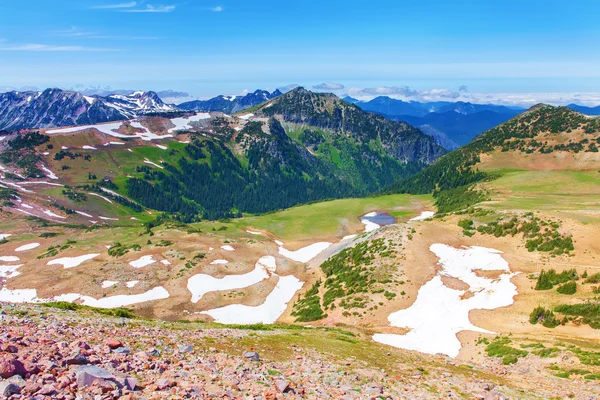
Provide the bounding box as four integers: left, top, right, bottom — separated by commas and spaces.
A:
0, 88, 177, 130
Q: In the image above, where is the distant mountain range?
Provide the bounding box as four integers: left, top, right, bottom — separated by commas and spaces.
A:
567, 104, 600, 116
178, 89, 282, 113
0, 88, 176, 130
346, 96, 525, 146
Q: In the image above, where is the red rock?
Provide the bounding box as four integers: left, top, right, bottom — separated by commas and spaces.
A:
106, 339, 123, 349
0, 358, 25, 378
1, 344, 18, 353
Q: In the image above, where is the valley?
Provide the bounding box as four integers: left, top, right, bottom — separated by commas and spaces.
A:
1, 88, 600, 398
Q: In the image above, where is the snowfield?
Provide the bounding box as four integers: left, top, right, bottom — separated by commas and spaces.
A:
0, 264, 24, 279
54, 286, 170, 309
47, 254, 100, 269
129, 255, 156, 268
188, 256, 276, 303
167, 113, 211, 133
373, 244, 518, 358
277, 242, 332, 263
199, 275, 304, 324
15, 243, 40, 252
409, 211, 435, 221
47, 121, 173, 141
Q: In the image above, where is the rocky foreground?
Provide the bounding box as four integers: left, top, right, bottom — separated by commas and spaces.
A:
0, 303, 596, 399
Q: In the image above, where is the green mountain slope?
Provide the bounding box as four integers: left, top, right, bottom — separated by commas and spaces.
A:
385, 105, 600, 210
1, 88, 446, 221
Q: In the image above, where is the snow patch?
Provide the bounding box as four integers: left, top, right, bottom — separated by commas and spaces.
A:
199, 275, 304, 324
373, 244, 517, 358
220, 245, 235, 251
101, 280, 118, 289
54, 286, 169, 309
0, 264, 24, 279
168, 113, 211, 133
15, 243, 40, 252
129, 255, 156, 268
47, 254, 100, 269
409, 211, 435, 221
277, 242, 331, 263
188, 256, 277, 303
0, 256, 19, 262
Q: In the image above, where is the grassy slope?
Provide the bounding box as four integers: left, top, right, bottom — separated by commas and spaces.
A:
236, 194, 431, 241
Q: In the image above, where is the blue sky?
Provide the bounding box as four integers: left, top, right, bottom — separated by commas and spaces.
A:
1, 0, 600, 105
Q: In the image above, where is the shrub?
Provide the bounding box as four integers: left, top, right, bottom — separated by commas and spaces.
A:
556, 281, 577, 295
529, 306, 560, 328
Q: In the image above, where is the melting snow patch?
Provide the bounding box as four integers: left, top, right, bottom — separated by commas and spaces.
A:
188, 256, 277, 303
41, 165, 58, 180
47, 254, 100, 269
88, 193, 113, 204
126, 280, 139, 288
160, 260, 171, 266
200, 275, 304, 324
210, 259, 229, 265
342, 234, 357, 241
0, 256, 19, 262
238, 113, 254, 121
75, 210, 93, 218
99, 216, 119, 221
0, 288, 39, 303
15, 243, 40, 252
143, 159, 164, 169
0, 234, 12, 240
277, 242, 331, 263
129, 255, 156, 268
0, 264, 24, 279
54, 286, 169, 309
156, 144, 168, 150
43, 210, 66, 219
409, 211, 435, 221
246, 230, 262, 235
82, 145, 97, 150
221, 245, 235, 251
21, 203, 33, 209
168, 113, 211, 133
101, 280, 118, 289
372, 244, 517, 358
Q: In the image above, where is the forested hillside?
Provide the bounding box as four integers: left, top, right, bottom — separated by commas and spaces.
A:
385, 105, 600, 210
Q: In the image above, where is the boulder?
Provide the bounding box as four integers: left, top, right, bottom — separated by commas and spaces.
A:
0, 358, 25, 378
178, 345, 194, 353
66, 353, 89, 365
106, 339, 123, 349
243, 351, 260, 361
0, 381, 21, 396
75, 365, 116, 389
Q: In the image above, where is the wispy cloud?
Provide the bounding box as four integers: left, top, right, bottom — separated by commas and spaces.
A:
122, 4, 175, 13
0, 43, 120, 52
91, 1, 137, 9
313, 82, 345, 91
50, 27, 157, 40
211, 6, 223, 12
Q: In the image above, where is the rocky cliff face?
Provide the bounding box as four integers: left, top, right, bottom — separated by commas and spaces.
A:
178, 89, 282, 113
260, 87, 446, 164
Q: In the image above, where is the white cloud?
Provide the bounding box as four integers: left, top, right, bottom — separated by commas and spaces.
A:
92, 1, 137, 9
122, 4, 175, 13
277, 84, 301, 93
344, 84, 600, 107
313, 82, 345, 91
211, 6, 223, 12
0, 43, 120, 52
